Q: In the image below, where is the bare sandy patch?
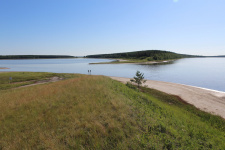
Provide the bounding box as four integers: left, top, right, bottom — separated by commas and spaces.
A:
16, 77, 63, 89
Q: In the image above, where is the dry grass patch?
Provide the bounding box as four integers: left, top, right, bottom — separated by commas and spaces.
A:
0, 75, 140, 149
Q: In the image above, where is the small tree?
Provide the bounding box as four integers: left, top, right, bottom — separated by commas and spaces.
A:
130, 71, 146, 88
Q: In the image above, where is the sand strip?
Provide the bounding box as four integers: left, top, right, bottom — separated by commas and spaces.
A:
110, 76, 225, 119
15, 77, 63, 89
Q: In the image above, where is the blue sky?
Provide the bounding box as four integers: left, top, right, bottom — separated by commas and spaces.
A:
0, 0, 224, 56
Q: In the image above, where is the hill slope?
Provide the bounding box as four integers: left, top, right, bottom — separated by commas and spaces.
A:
0, 73, 224, 149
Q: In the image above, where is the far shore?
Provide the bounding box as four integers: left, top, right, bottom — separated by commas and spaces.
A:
110, 76, 225, 119
0, 67, 9, 69
0, 58, 78, 60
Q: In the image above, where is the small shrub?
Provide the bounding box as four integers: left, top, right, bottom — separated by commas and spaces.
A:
147, 57, 154, 61
126, 81, 137, 90
130, 71, 146, 88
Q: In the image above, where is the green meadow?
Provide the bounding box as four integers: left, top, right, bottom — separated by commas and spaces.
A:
0, 72, 224, 149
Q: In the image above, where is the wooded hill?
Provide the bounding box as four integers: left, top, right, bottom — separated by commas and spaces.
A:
86, 50, 195, 61
0, 55, 75, 59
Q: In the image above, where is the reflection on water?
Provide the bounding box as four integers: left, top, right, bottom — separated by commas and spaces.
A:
0, 58, 225, 92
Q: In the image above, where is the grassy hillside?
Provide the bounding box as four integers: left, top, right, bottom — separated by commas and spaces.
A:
0, 73, 224, 149
86, 50, 195, 61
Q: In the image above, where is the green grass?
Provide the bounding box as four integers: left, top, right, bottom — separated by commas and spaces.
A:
0, 73, 225, 149
0, 72, 77, 90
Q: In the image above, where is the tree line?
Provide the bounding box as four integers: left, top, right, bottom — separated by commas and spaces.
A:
0, 55, 75, 59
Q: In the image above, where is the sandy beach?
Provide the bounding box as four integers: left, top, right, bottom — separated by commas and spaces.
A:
110, 76, 225, 119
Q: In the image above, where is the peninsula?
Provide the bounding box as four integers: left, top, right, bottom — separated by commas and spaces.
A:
86, 50, 197, 64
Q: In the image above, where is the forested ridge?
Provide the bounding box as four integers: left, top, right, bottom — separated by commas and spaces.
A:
86, 50, 196, 61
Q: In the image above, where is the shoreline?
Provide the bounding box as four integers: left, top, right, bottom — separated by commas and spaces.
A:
89, 59, 175, 65
176, 82, 225, 97
110, 75, 225, 95
0, 67, 9, 69
110, 76, 225, 119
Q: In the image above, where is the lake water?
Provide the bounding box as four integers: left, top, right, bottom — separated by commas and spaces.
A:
0, 58, 225, 92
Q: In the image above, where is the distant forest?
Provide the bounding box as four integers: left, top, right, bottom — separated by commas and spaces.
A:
86, 50, 196, 61
0, 55, 75, 59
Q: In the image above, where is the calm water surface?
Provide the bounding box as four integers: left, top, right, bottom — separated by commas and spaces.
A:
0, 58, 225, 92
